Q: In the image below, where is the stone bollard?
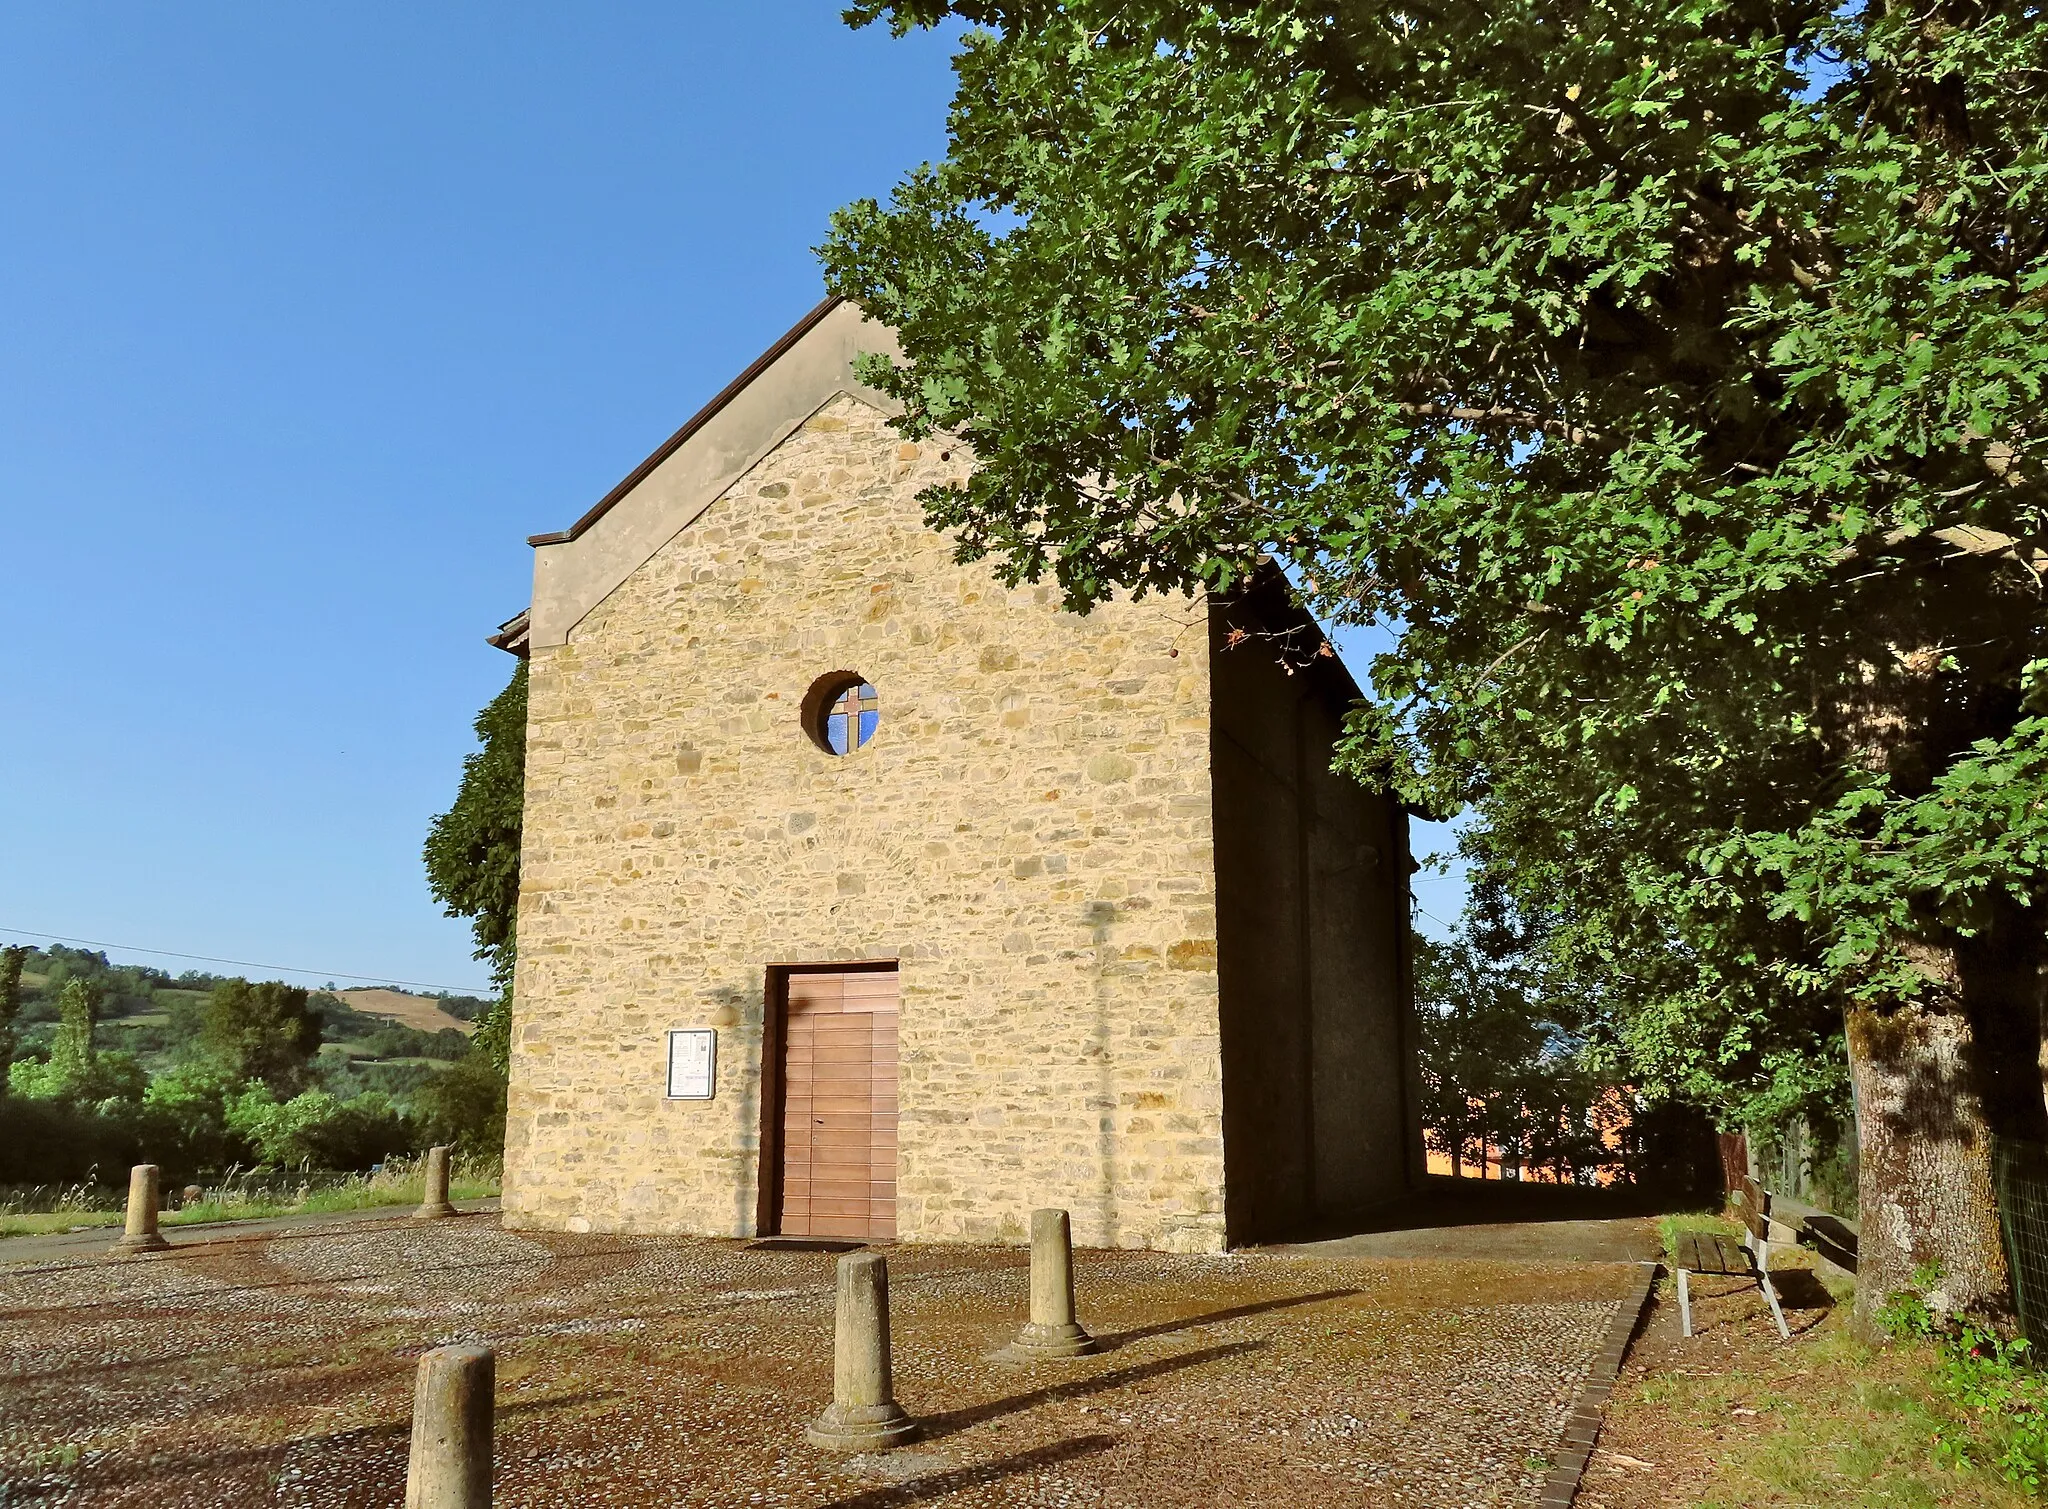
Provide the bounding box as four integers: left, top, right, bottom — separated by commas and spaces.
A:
1004, 1208, 1098, 1358
805, 1250, 919, 1452
414, 1146, 457, 1220
181, 1184, 203, 1208
405, 1344, 493, 1509
110, 1165, 170, 1254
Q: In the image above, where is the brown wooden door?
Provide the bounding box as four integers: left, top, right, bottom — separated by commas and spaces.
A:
778, 969, 898, 1240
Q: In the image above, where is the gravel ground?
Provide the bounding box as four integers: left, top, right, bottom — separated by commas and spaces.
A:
1, 1216, 1641, 1508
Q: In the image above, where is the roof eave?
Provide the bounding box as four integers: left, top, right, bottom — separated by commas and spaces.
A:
526, 294, 848, 549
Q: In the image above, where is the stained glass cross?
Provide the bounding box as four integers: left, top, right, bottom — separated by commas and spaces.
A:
826, 681, 879, 754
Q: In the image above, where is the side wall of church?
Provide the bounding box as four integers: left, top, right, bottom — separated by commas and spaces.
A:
504, 394, 1229, 1252
1209, 595, 1417, 1242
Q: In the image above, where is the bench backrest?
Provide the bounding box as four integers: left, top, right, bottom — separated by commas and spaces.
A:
1732, 1175, 1770, 1241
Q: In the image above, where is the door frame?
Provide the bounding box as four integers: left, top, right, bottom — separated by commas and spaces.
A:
756, 958, 901, 1238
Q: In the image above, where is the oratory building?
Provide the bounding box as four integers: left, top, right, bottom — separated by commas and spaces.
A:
490, 297, 1419, 1252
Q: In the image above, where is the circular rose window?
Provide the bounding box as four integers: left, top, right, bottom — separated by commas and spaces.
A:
803, 672, 879, 755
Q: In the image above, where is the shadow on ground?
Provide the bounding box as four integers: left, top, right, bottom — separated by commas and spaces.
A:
1092, 1288, 1359, 1351
0, 1217, 1653, 1508
1268, 1179, 1696, 1263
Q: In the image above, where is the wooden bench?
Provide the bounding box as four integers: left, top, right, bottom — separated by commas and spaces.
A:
1676, 1178, 1790, 1340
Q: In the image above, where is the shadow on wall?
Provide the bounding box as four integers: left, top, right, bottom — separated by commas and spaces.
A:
706, 983, 762, 1238
1088, 898, 1121, 1248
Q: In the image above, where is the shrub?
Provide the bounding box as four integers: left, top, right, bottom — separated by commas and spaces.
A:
1880, 1265, 2048, 1491
225, 1085, 413, 1170
7, 1046, 147, 1106
0, 1096, 138, 1184
140, 1063, 254, 1173
412, 1054, 506, 1156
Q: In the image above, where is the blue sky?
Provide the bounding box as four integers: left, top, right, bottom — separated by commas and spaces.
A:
0, 4, 1462, 995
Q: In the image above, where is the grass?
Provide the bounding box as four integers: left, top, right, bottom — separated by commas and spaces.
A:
0, 1211, 115, 1238
0, 1154, 500, 1239
1617, 1310, 2039, 1507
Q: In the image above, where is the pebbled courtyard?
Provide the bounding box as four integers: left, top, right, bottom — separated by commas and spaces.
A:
1, 1215, 1643, 1508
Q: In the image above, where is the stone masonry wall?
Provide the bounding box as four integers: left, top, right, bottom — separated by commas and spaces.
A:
505, 394, 1227, 1252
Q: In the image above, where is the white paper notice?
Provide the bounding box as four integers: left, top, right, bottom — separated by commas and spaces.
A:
666, 1029, 716, 1099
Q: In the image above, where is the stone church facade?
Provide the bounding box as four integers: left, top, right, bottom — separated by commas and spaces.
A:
493, 298, 1419, 1253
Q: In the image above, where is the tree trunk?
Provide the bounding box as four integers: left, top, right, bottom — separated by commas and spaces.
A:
1846, 1003, 2010, 1324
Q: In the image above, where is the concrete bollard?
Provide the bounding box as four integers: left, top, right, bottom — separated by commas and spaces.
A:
414, 1146, 458, 1220
805, 1250, 918, 1452
1004, 1208, 1098, 1358
110, 1165, 170, 1254
405, 1344, 493, 1509
181, 1184, 204, 1208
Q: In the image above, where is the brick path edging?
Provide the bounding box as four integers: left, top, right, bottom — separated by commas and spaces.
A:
1536, 1262, 1660, 1508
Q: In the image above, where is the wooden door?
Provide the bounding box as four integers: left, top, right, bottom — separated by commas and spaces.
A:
777, 969, 898, 1240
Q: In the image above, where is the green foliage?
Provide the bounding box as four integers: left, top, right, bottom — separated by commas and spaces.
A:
312, 993, 471, 1062
424, 661, 526, 1031
0, 945, 23, 1098
468, 996, 510, 1079
432, 993, 494, 1023
199, 979, 323, 1095
139, 1062, 250, 1173
411, 1051, 508, 1157
224, 1084, 414, 1170
1882, 1264, 2048, 1490
822, 0, 2048, 1124
1415, 903, 1705, 1182
1416, 929, 1574, 1174
0, 963, 493, 1183
47, 979, 99, 1087
6, 1052, 147, 1108
8, 979, 148, 1107
0, 1096, 141, 1185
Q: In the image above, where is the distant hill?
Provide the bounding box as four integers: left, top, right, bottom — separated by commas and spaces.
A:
2, 946, 486, 1080
327, 988, 475, 1037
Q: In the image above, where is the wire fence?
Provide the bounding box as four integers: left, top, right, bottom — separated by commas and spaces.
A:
1993, 1135, 2048, 1346
1751, 1113, 1859, 1218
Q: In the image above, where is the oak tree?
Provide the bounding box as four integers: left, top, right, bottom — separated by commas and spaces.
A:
824, 0, 2048, 1315
200, 979, 323, 1097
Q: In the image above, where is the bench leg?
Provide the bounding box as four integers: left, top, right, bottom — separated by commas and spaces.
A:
1760, 1273, 1791, 1340
1743, 1228, 1792, 1340
1678, 1268, 1692, 1338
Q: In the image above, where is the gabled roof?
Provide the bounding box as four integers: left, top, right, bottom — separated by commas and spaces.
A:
486, 609, 530, 657
1222, 562, 1367, 709
527, 295, 847, 549
508, 297, 903, 652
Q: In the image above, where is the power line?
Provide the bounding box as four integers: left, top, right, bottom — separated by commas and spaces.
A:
1410, 900, 1460, 933
0, 926, 492, 997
